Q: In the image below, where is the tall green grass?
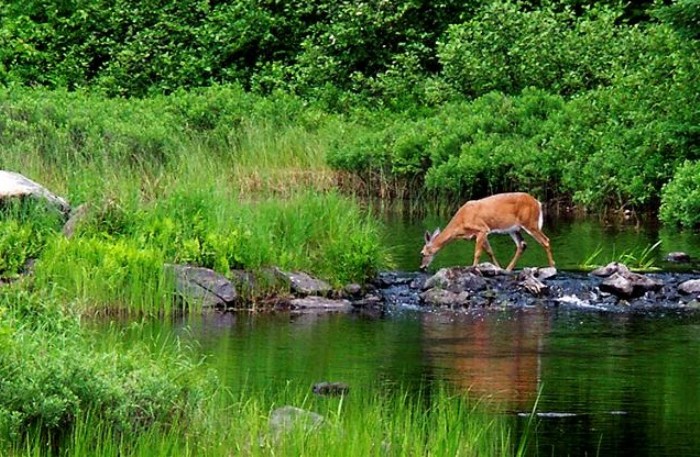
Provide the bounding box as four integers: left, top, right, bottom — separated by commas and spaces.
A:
6, 382, 523, 457
0, 87, 390, 314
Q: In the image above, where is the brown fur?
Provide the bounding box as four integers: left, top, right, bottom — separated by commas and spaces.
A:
420, 192, 555, 271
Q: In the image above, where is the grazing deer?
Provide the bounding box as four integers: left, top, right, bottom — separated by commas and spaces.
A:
420, 192, 555, 271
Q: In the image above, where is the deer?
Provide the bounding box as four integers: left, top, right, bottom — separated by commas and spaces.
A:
420, 192, 555, 272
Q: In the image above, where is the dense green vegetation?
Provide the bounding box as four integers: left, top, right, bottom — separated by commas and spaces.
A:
1, 0, 699, 454
1, 0, 698, 222
0, 87, 389, 310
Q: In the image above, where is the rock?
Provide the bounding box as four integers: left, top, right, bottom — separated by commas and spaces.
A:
666, 252, 691, 263
519, 267, 557, 281
423, 267, 488, 292
473, 262, 504, 277
591, 262, 630, 278
599, 271, 663, 299
312, 382, 350, 396
520, 275, 549, 296
343, 283, 363, 298
289, 296, 352, 311
679, 279, 700, 296
0, 170, 70, 214
351, 293, 382, 308
269, 406, 325, 440
275, 268, 332, 296
164, 264, 237, 308
420, 288, 470, 307
61, 203, 90, 238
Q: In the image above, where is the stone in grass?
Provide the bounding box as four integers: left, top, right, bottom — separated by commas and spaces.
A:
0, 170, 71, 214
269, 406, 325, 441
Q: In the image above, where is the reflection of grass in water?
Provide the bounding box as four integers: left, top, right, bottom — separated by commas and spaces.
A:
579, 240, 662, 272
11, 381, 527, 457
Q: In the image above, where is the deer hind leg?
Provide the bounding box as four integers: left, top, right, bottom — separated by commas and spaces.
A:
505, 230, 527, 271
522, 226, 555, 268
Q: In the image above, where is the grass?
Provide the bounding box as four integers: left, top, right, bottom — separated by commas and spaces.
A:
5, 382, 524, 457
0, 87, 390, 315
578, 241, 662, 272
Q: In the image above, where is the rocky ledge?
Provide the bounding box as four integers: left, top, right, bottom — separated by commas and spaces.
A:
375, 262, 700, 312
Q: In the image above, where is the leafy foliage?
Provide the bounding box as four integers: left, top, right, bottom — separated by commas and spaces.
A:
0, 288, 211, 445
660, 160, 700, 228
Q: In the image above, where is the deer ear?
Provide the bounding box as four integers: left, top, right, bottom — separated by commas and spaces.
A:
424, 230, 432, 243
431, 228, 441, 239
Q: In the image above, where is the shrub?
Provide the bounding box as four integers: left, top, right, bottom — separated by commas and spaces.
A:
438, 1, 644, 98
659, 161, 700, 228
0, 288, 211, 446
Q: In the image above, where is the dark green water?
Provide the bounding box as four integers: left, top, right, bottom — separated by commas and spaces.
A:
101, 216, 700, 456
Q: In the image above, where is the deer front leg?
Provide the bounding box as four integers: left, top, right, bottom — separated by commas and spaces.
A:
481, 236, 501, 268
473, 232, 493, 267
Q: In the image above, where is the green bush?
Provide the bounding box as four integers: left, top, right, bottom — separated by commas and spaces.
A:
439, 1, 644, 98
0, 288, 211, 445
659, 161, 700, 228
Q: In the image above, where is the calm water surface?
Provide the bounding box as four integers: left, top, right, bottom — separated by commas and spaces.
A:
105, 216, 700, 456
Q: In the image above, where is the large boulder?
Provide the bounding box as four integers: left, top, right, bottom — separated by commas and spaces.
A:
164, 264, 237, 308
0, 170, 70, 214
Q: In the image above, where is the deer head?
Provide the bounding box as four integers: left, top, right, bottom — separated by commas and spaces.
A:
420, 228, 441, 270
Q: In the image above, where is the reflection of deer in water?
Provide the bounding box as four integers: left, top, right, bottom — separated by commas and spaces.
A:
421, 311, 550, 409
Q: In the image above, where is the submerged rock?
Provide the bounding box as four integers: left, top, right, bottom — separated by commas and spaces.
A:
312, 382, 350, 396
289, 296, 352, 311
269, 406, 325, 440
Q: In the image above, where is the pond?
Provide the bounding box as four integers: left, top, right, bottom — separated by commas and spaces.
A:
100, 215, 700, 456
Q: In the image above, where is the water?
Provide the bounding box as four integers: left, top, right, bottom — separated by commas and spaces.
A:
123, 308, 700, 456
100, 216, 700, 456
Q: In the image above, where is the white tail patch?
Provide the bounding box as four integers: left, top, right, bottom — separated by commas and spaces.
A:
538, 201, 543, 230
